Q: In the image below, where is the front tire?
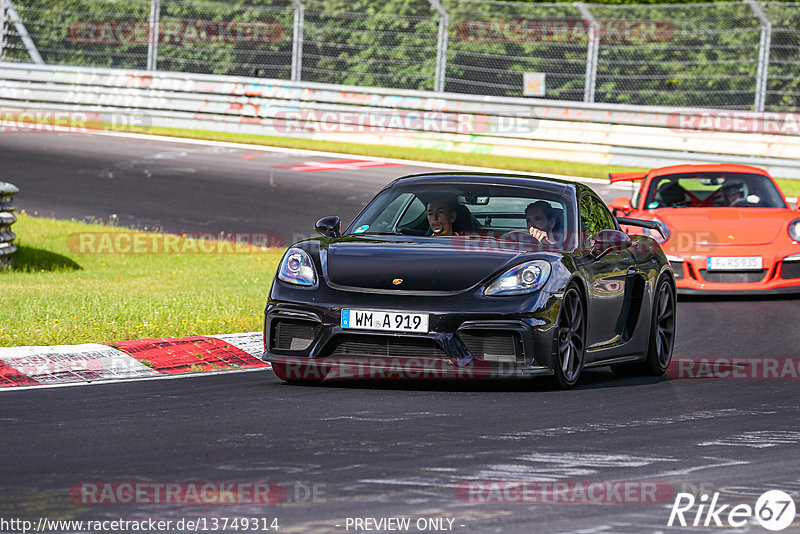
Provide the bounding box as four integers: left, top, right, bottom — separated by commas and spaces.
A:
552, 284, 586, 388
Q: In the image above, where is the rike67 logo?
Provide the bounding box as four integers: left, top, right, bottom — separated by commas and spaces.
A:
668, 490, 796, 531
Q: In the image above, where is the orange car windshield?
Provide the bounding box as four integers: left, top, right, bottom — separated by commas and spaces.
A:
644, 172, 787, 209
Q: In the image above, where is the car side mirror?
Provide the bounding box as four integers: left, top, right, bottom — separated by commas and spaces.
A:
315, 216, 341, 238
609, 197, 633, 217
591, 229, 632, 258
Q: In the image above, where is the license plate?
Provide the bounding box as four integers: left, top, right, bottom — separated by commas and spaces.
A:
706, 256, 763, 271
341, 309, 429, 333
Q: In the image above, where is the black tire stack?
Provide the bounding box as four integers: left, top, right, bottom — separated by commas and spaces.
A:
0, 182, 19, 269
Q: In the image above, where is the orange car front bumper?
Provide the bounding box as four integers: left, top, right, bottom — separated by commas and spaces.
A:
667, 250, 800, 294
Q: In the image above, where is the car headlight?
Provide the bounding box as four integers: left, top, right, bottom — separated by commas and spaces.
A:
484, 260, 551, 296
789, 219, 800, 242
278, 247, 317, 286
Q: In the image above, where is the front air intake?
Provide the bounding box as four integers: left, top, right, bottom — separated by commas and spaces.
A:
271, 319, 321, 351
458, 330, 524, 364
699, 269, 767, 283
325, 334, 446, 359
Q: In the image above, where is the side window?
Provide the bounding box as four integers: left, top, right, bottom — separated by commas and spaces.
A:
397, 196, 426, 227
369, 193, 414, 231
580, 195, 616, 243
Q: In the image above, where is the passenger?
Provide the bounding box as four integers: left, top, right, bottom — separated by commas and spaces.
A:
525, 201, 559, 245
426, 197, 458, 236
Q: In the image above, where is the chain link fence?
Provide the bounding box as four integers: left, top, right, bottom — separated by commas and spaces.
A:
301, 0, 441, 90
1, 0, 799, 110
445, 0, 589, 101
762, 2, 800, 110
588, 2, 763, 109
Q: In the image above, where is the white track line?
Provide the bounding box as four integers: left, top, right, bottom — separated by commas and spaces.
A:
88, 129, 610, 185
89, 130, 800, 202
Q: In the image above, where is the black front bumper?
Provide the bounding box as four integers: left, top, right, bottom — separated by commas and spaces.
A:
262, 286, 561, 380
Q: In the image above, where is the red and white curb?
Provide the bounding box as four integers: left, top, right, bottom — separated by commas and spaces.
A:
0, 332, 270, 388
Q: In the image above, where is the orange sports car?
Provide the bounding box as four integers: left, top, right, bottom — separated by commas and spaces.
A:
609, 163, 800, 295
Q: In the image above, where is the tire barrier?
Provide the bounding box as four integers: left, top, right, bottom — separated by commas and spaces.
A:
0, 182, 18, 269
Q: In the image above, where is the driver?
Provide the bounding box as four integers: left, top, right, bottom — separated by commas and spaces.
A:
721, 181, 745, 205
525, 201, 559, 245
426, 197, 458, 236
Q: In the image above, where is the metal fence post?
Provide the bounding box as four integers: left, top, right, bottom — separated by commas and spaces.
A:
0, 0, 8, 61
428, 0, 448, 93
574, 2, 598, 104
746, 0, 772, 112
7, 1, 43, 64
290, 0, 304, 82
146, 0, 160, 71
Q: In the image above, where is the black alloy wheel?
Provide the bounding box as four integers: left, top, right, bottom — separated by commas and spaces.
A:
553, 284, 586, 388
644, 276, 676, 375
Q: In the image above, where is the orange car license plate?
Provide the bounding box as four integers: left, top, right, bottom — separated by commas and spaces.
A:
706, 256, 763, 271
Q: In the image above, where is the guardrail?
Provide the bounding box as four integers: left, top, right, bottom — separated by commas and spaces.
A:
1, 62, 799, 178
0, 182, 18, 269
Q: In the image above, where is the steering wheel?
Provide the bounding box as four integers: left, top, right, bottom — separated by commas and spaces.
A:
730, 198, 751, 207
499, 229, 542, 242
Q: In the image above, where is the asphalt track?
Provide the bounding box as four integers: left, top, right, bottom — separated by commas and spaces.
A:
2, 132, 800, 533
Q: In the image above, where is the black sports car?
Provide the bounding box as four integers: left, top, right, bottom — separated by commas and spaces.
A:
263, 172, 676, 388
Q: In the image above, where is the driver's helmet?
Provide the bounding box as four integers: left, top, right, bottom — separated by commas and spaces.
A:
721, 180, 745, 202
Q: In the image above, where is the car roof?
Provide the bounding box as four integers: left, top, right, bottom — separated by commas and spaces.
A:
386, 171, 581, 195
647, 163, 771, 179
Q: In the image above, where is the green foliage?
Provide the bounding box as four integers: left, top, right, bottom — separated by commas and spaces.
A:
0, 214, 282, 346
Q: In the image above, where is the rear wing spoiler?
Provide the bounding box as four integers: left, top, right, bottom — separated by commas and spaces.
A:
616, 217, 666, 239
609, 172, 647, 183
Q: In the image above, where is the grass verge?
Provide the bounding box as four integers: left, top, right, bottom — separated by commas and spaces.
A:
0, 215, 282, 347
113, 124, 800, 197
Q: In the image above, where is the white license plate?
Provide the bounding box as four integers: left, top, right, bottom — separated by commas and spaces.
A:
706, 256, 763, 271
341, 309, 429, 333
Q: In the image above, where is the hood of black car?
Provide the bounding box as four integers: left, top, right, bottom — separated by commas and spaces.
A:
324, 237, 520, 292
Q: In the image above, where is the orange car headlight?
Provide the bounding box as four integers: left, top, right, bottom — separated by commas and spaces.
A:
789, 219, 800, 242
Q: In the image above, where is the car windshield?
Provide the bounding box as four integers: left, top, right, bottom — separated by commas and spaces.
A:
346, 181, 577, 251
644, 172, 787, 209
